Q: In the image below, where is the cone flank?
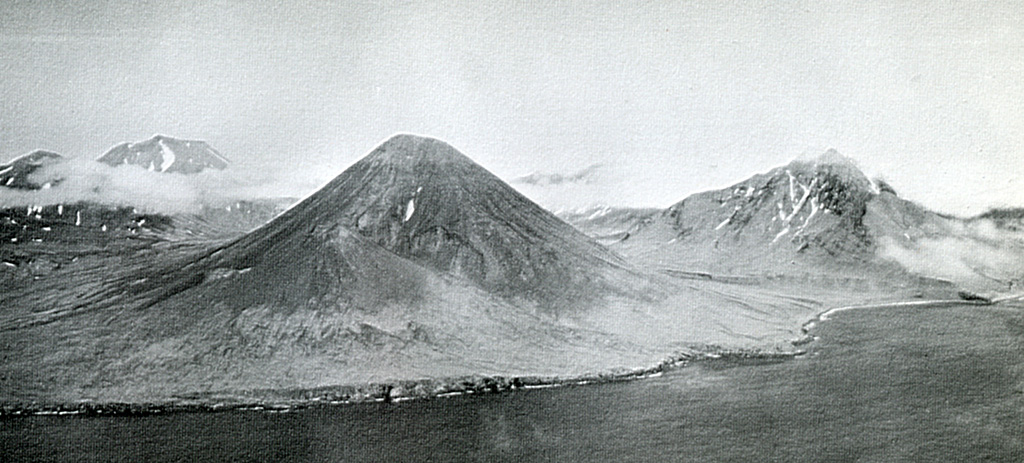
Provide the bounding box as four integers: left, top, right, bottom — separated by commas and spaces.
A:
217, 133, 641, 310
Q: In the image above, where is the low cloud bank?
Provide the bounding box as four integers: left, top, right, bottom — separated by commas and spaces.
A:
512, 164, 605, 186
877, 219, 1024, 290
0, 158, 322, 215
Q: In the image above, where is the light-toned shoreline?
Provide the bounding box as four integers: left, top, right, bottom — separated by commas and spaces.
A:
7, 292, 1018, 418
0, 347, 799, 418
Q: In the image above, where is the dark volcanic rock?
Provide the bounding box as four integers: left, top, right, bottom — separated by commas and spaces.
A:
238, 134, 643, 309
976, 207, 1024, 231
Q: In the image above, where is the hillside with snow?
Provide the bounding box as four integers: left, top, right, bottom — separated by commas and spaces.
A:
614, 150, 1024, 291
97, 135, 229, 174
556, 206, 660, 245
0, 150, 65, 190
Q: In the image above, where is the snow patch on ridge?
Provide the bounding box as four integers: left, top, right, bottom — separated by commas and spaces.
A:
773, 227, 790, 243
157, 139, 176, 172
404, 198, 416, 222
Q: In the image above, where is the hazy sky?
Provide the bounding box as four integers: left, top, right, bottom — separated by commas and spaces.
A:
1, 0, 1022, 215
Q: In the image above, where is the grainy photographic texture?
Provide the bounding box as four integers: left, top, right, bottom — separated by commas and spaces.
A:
1, 1, 1022, 462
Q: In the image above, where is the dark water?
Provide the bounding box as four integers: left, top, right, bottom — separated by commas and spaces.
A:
3, 304, 1023, 462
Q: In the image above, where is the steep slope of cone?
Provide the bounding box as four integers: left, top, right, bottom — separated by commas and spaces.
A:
0, 150, 65, 190
97, 135, 228, 173
221, 134, 644, 309
616, 150, 946, 278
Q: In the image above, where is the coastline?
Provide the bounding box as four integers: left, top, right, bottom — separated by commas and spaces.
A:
800, 292, 1024, 340
8, 293, 1018, 418
0, 347, 801, 418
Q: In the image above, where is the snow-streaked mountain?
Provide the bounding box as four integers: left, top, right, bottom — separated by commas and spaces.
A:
0, 150, 65, 190
97, 135, 228, 174
2, 136, 987, 412
616, 150, 1024, 290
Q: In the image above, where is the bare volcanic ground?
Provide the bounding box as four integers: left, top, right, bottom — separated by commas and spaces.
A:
0, 135, 818, 408
0, 196, 296, 293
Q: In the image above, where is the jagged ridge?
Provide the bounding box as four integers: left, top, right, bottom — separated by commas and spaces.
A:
616, 150, 938, 277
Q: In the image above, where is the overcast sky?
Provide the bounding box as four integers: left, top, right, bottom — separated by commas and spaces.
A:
1, 0, 1021, 215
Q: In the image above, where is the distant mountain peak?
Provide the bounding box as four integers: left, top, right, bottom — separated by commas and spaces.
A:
790, 149, 862, 172
0, 150, 65, 190
5, 150, 63, 164
783, 150, 874, 195
811, 148, 849, 165
98, 135, 228, 174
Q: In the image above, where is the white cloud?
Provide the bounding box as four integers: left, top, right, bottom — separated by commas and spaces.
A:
0, 158, 307, 215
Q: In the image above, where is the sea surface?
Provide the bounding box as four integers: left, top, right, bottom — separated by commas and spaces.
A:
2, 303, 1022, 462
